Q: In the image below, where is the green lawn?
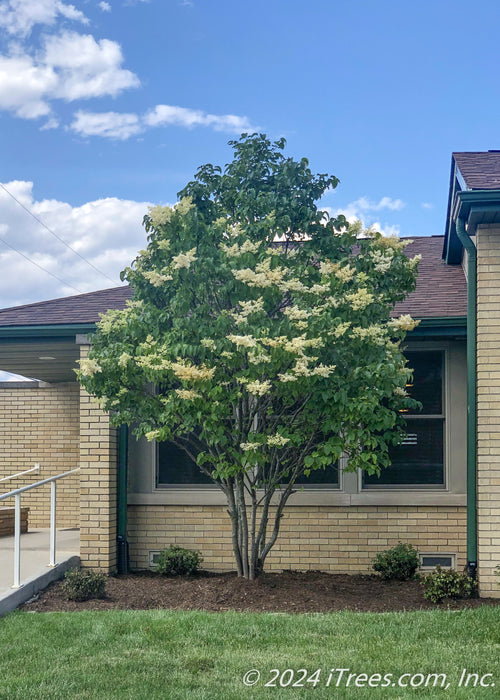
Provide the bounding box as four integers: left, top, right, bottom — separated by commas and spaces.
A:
1, 607, 499, 699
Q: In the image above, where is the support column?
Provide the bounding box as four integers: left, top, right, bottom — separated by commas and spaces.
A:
476, 225, 500, 598
79, 345, 118, 572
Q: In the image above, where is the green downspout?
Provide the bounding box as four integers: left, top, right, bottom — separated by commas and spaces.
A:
455, 215, 478, 577
117, 424, 129, 574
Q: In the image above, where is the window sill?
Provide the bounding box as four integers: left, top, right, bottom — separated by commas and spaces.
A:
128, 491, 466, 507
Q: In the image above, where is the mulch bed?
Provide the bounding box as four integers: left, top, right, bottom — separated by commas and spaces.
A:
22, 570, 500, 614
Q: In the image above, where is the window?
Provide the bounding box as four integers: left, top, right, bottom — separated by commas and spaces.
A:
157, 440, 339, 488
295, 463, 339, 487
156, 441, 213, 487
363, 350, 445, 489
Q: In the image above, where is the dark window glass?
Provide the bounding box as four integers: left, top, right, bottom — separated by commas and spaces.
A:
157, 441, 212, 486
364, 418, 444, 486
296, 463, 339, 486
405, 351, 443, 415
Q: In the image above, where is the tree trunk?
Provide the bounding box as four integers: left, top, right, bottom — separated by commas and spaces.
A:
226, 481, 291, 580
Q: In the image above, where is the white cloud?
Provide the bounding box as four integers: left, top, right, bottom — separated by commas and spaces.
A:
422, 202, 433, 209
341, 196, 405, 214
0, 0, 88, 37
70, 104, 256, 139
40, 116, 60, 130
0, 32, 139, 120
98, 1, 111, 10
43, 32, 140, 100
144, 104, 254, 132
326, 195, 404, 224
0, 180, 165, 307
322, 199, 402, 238
70, 110, 142, 139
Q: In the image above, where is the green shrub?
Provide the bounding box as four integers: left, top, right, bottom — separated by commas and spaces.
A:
156, 545, 202, 576
61, 568, 107, 601
372, 542, 420, 581
422, 566, 477, 604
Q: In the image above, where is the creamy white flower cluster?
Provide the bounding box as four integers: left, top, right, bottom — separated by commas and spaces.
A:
345, 287, 374, 310
246, 379, 272, 396
227, 334, 258, 348
278, 356, 336, 382
351, 324, 387, 345
370, 249, 394, 274
77, 358, 101, 377
172, 247, 197, 270
231, 297, 265, 325
267, 433, 290, 446
222, 239, 261, 257
200, 338, 217, 351
135, 352, 215, 381
169, 360, 216, 381
240, 442, 260, 451
118, 352, 132, 368
148, 205, 172, 227
142, 270, 173, 287
377, 236, 412, 251
388, 314, 420, 331
175, 389, 201, 400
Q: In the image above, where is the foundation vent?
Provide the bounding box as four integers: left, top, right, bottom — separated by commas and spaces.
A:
419, 554, 455, 570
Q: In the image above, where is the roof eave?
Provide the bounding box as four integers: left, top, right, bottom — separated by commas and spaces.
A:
0, 323, 96, 340
445, 177, 500, 264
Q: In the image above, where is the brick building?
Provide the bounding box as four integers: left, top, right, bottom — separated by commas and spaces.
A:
0, 151, 498, 597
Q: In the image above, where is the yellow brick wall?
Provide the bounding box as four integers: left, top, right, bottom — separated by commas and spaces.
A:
476, 226, 500, 598
0, 383, 80, 528
128, 504, 467, 573
79, 346, 118, 573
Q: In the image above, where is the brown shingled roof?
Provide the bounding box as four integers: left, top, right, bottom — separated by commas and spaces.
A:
0, 285, 133, 327
0, 236, 466, 328
453, 151, 500, 190
394, 236, 466, 318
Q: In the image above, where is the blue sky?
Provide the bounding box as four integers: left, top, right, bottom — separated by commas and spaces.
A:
0, 0, 499, 307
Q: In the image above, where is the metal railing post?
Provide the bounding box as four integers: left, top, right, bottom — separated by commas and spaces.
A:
0, 467, 80, 588
49, 481, 57, 567
12, 493, 21, 588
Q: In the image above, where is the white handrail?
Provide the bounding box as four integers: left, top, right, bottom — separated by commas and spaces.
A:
0, 464, 40, 484
0, 467, 80, 588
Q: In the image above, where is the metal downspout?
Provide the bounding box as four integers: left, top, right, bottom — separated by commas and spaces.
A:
117, 424, 129, 574
455, 216, 477, 577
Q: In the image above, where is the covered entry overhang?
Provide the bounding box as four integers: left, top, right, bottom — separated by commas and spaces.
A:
0, 324, 95, 383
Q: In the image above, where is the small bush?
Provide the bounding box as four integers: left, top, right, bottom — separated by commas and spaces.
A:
156, 545, 202, 576
422, 566, 477, 604
372, 542, 420, 581
62, 568, 106, 601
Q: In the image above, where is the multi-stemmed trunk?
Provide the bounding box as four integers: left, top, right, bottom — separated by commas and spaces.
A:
224, 474, 294, 580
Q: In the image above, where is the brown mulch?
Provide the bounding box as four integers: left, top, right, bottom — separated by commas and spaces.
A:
22, 570, 500, 614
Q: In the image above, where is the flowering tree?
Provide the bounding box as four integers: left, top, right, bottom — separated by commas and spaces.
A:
78, 134, 420, 580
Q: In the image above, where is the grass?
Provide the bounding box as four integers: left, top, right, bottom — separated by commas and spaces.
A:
0, 607, 499, 699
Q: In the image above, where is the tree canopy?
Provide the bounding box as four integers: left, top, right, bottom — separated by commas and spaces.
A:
78, 134, 421, 579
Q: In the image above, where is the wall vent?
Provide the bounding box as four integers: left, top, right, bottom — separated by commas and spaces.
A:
149, 550, 161, 568
419, 554, 455, 570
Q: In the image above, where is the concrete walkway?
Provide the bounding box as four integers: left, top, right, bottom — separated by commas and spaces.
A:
0, 528, 80, 615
